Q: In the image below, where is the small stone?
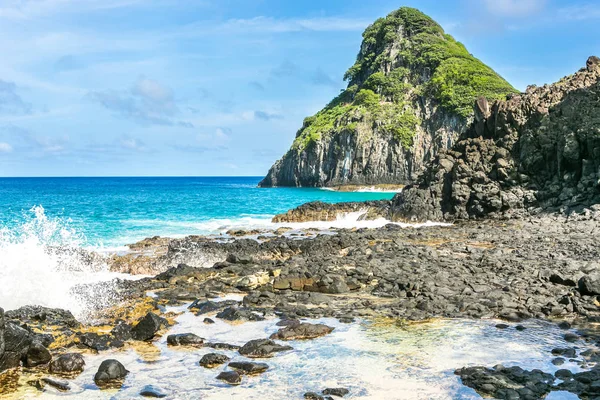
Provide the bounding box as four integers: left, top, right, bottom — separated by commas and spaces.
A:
203, 318, 215, 324
564, 333, 579, 343
495, 324, 509, 329
216, 370, 241, 385
558, 321, 572, 330
304, 392, 324, 400
199, 353, 230, 368
323, 387, 350, 397
40, 377, 70, 391
238, 339, 292, 358
515, 325, 526, 331
552, 357, 565, 366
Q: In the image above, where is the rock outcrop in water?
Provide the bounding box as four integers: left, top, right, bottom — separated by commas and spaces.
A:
259, 7, 516, 188
392, 56, 600, 221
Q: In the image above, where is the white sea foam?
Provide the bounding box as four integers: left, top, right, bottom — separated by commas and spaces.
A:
0, 206, 132, 318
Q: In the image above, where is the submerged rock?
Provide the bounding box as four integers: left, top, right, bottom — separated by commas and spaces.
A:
270, 323, 334, 340
49, 353, 86, 375
131, 312, 168, 341
216, 307, 265, 322
199, 353, 230, 368
166, 333, 204, 347
238, 339, 293, 358
323, 388, 350, 397
140, 384, 167, 398
216, 370, 241, 385
93, 359, 129, 388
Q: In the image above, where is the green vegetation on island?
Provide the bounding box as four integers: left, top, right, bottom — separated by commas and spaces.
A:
292, 7, 517, 151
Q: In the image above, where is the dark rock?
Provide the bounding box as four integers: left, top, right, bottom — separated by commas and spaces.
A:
304, 392, 324, 400
199, 353, 230, 368
495, 324, 509, 329
189, 300, 238, 315
238, 339, 293, 358
205, 342, 240, 350
49, 353, 85, 375
555, 369, 573, 380
558, 321, 572, 330
228, 361, 269, 375
216, 307, 265, 322
131, 312, 168, 341
552, 358, 565, 366
552, 348, 577, 358
110, 322, 133, 341
25, 341, 52, 367
166, 333, 204, 347
203, 318, 215, 324
515, 325, 526, 331
78, 332, 123, 351
270, 323, 334, 340
93, 359, 129, 388
216, 370, 241, 385
455, 365, 555, 399
323, 387, 350, 397
579, 275, 600, 296
564, 333, 579, 343
0, 321, 33, 371
140, 384, 167, 398
5, 306, 80, 329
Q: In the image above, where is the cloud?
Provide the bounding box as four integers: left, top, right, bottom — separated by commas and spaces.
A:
559, 4, 600, 21
0, 142, 13, 152
254, 110, 283, 121
270, 61, 340, 89
88, 76, 193, 128
0, 80, 32, 115
174, 127, 231, 153
270, 61, 300, 79
119, 136, 148, 152
482, 0, 547, 17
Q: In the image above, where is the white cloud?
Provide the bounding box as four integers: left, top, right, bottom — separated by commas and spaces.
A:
559, 4, 600, 20
120, 137, 148, 152
483, 0, 547, 17
0, 142, 13, 152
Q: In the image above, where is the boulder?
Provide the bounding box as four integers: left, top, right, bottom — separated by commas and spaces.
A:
228, 361, 269, 375
93, 359, 129, 388
216, 307, 265, 322
25, 341, 52, 367
131, 312, 168, 341
578, 275, 600, 296
49, 353, 86, 375
323, 388, 350, 397
140, 384, 167, 398
166, 333, 204, 347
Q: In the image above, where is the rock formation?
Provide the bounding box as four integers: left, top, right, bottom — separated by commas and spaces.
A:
392, 56, 600, 221
259, 7, 516, 187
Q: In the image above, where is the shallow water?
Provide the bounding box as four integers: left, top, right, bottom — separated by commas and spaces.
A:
10, 298, 584, 400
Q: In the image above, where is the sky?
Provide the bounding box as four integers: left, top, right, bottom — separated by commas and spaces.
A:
0, 0, 598, 177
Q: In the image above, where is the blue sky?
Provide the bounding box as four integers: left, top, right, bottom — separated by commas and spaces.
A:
0, 0, 598, 177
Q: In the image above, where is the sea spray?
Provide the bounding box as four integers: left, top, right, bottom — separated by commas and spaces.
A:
0, 206, 125, 319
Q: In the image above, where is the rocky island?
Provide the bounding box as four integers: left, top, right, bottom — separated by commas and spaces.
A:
1, 6, 600, 400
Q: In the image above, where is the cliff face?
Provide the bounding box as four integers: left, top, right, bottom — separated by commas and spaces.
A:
259, 7, 516, 187
392, 57, 600, 221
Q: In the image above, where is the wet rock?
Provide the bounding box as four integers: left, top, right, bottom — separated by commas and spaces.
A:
495, 324, 510, 330
216, 307, 265, 322
49, 353, 85, 375
199, 353, 230, 368
206, 342, 240, 351
579, 275, 600, 296
515, 325, 526, 331
323, 388, 350, 397
78, 332, 123, 351
555, 369, 573, 380
552, 358, 565, 366
93, 359, 129, 388
166, 333, 204, 347
5, 306, 80, 329
564, 333, 579, 343
238, 339, 293, 358
552, 348, 576, 358
140, 384, 167, 398
455, 365, 555, 399
276, 319, 301, 327
270, 323, 334, 340
40, 377, 70, 392
216, 370, 241, 385
228, 361, 269, 375
131, 312, 168, 341
203, 318, 215, 324
110, 322, 133, 342
558, 321, 572, 330
304, 392, 325, 400
0, 321, 33, 371
25, 341, 52, 367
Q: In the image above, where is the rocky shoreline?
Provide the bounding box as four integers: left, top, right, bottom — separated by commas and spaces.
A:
2, 209, 600, 398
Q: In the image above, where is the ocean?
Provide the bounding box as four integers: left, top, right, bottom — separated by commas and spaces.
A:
0, 176, 396, 248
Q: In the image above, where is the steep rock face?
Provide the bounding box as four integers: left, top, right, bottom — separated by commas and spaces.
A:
392, 57, 600, 221
260, 7, 516, 187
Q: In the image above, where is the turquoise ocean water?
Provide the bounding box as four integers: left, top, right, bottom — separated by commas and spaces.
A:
0, 177, 395, 247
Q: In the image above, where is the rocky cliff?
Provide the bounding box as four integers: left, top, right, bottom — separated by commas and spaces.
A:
259, 7, 516, 188
392, 56, 600, 221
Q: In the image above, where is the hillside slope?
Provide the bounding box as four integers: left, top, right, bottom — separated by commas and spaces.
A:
259, 7, 517, 188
